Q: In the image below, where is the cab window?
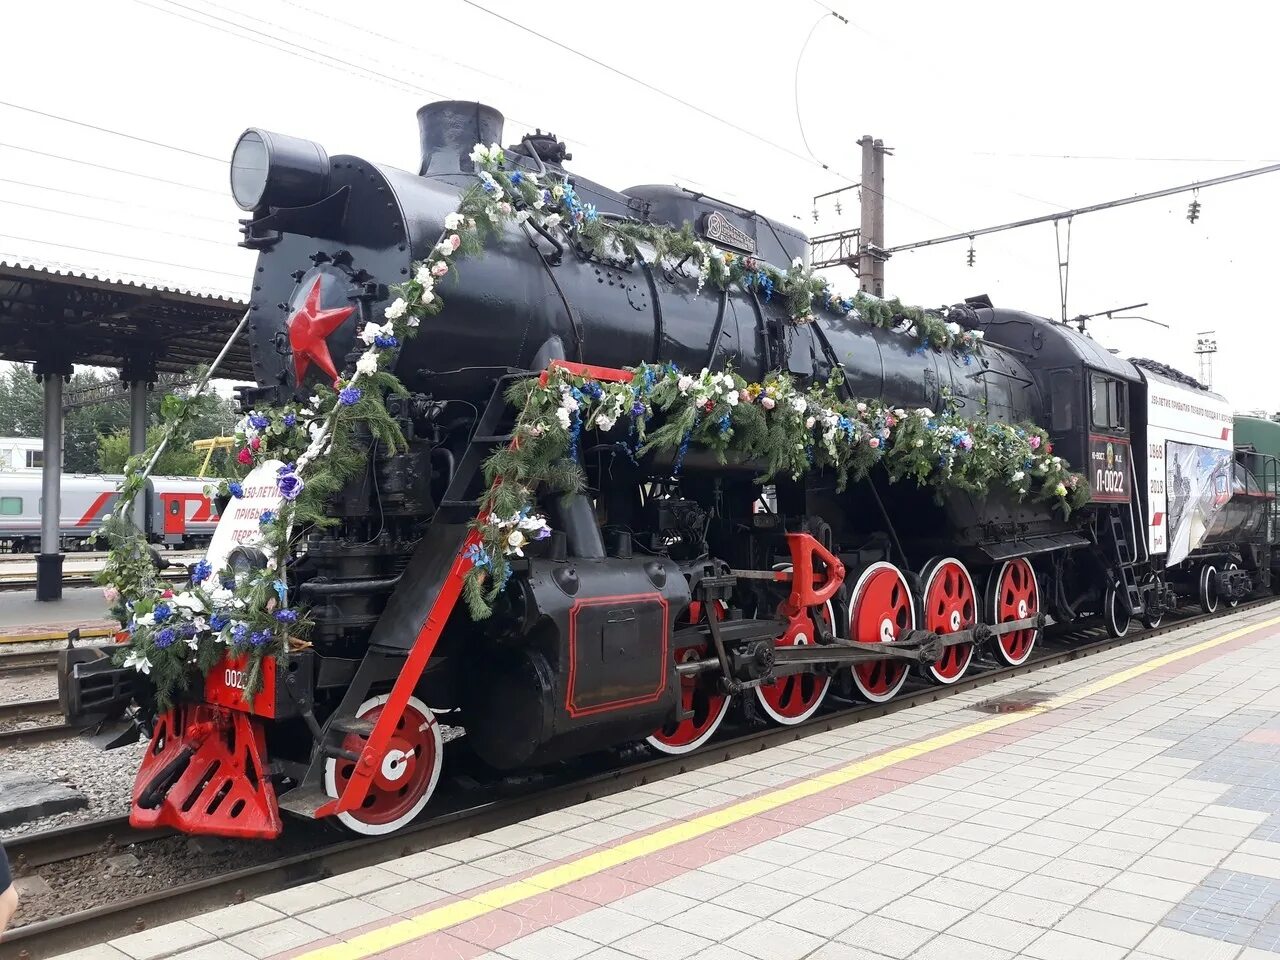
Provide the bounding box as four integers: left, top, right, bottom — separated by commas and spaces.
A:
1050, 370, 1075, 432
0, 497, 21, 515
1090, 374, 1127, 432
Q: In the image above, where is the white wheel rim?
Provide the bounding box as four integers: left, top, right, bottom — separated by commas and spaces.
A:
753, 593, 833, 725
848, 561, 915, 703
323, 693, 443, 836
646, 645, 733, 755
1202, 565, 1219, 612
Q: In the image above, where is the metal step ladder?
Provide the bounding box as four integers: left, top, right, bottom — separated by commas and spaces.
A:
1107, 505, 1144, 617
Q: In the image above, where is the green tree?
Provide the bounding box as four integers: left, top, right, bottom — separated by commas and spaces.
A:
98, 426, 212, 476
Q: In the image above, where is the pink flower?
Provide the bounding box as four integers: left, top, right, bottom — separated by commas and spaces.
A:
238, 448, 253, 465
102, 586, 120, 603
161, 589, 174, 599
869, 437, 881, 448
885, 415, 897, 428
431, 261, 448, 278
250, 436, 261, 451
449, 234, 461, 251
739, 389, 751, 404
761, 396, 776, 410
1028, 435, 1042, 450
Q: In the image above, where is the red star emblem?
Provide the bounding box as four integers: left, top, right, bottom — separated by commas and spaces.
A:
287, 277, 355, 386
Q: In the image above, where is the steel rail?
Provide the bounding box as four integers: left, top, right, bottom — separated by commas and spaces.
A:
9, 596, 1277, 958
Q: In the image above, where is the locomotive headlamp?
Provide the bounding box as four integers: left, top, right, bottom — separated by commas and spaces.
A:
227, 545, 269, 576
230, 128, 331, 212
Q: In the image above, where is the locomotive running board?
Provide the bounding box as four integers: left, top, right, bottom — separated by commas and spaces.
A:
310, 361, 637, 822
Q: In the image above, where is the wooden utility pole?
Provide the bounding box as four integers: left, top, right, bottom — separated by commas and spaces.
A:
857, 135, 890, 297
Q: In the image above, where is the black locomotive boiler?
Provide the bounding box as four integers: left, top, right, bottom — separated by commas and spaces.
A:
61, 101, 1277, 838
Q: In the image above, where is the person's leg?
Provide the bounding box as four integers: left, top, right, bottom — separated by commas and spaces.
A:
0, 842, 16, 935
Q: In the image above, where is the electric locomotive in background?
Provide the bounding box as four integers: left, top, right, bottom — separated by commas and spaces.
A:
60, 100, 1280, 839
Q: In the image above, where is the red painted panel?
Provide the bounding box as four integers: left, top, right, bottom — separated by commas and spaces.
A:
204, 653, 277, 718
566, 592, 668, 718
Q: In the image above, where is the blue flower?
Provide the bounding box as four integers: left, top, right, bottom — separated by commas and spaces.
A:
719, 413, 732, 435
338, 386, 362, 406
191, 559, 212, 583
273, 580, 287, 604
249, 629, 272, 647
221, 577, 236, 590
154, 627, 176, 648
231, 623, 248, 645
374, 334, 398, 349
228, 481, 244, 498
631, 401, 645, 417
179, 623, 197, 638
541, 188, 552, 206
583, 381, 603, 400
584, 204, 598, 223
210, 612, 229, 631
275, 609, 298, 623
260, 510, 276, 526
283, 413, 297, 428
249, 414, 270, 430
510, 171, 524, 186
757, 272, 774, 302
153, 602, 171, 623
463, 543, 493, 570
276, 467, 304, 502
481, 177, 498, 194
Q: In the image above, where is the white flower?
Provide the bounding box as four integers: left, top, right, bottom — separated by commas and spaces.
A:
506, 530, 527, 556
677, 374, 694, 394
360, 321, 386, 344
1012, 471, 1025, 482
541, 213, 562, 229
173, 591, 206, 613
309, 394, 323, 408
914, 439, 924, 448
436, 239, 456, 258
972, 330, 985, 340
355, 352, 379, 377
123, 649, 152, 675
556, 407, 571, 429
135, 612, 155, 628
725, 391, 738, 406
519, 514, 549, 533
596, 414, 616, 432
383, 299, 407, 321
856, 402, 867, 413
790, 396, 808, 414
552, 183, 565, 199
805, 416, 816, 430
514, 209, 531, 224
415, 264, 435, 287
791, 256, 804, 269
406, 315, 421, 328
444, 212, 465, 230
945, 321, 962, 336
918, 408, 935, 419
469, 143, 491, 164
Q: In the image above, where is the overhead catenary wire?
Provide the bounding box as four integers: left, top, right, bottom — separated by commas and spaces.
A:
882, 161, 1280, 256
0, 100, 222, 163
0, 142, 225, 196
0, 177, 229, 224
0, 198, 235, 247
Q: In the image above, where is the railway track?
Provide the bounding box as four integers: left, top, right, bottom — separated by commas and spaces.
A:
0, 571, 186, 593
0, 651, 60, 676
7, 596, 1277, 958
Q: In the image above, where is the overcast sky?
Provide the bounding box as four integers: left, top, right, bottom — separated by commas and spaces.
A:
2, 0, 1277, 412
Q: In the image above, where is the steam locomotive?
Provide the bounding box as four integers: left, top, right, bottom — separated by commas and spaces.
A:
61, 101, 1279, 839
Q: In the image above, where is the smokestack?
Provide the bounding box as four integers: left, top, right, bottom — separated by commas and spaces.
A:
416, 101, 505, 176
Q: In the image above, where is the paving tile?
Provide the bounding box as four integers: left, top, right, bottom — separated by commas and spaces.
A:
1137, 926, 1245, 959
710, 881, 801, 917
981, 891, 1073, 927
910, 932, 1014, 960
835, 914, 934, 958
657, 869, 743, 900
256, 880, 349, 915
752, 864, 835, 896
298, 897, 392, 935
520, 834, 597, 860
362, 878, 451, 913
499, 925, 600, 960
384, 849, 459, 879
47, 948, 133, 960
226, 918, 329, 959
1008, 873, 1098, 906
1054, 906, 1154, 947
686, 947, 759, 960
1023, 929, 1131, 960
555, 905, 652, 944
423, 864, 506, 895
167, 945, 256, 960
912, 875, 1001, 910
722, 919, 826, 960
772, 897, 866, 937
947, 912, 1041, 951
188, 901, 285, 937
667, 902, 758, 940
943, 859, 1026, 890
110, 920, 214, 960
1106, 872, 1196, 902
612, 887, 703, 922
318, 864, 403, 896
1083, 887, 1178, 922
700, 854, 777, 882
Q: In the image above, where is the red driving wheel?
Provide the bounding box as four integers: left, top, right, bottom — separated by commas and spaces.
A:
323, 694, 443, 835
849, 562, 914, 702
919, 557, 977, 684
989, 558, 1040, 666
647, 601, 732, 755
754, 597, 834, 725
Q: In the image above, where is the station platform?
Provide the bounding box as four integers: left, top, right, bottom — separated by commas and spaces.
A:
0, 587, 115, 643
48, 601, 1280, 960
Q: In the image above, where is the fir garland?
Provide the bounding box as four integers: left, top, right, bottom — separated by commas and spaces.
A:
100, 139, 1073, 705
459, 362, 1090, 618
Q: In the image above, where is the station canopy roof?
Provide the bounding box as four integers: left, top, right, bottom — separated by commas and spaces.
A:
0, 260, 252, 380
